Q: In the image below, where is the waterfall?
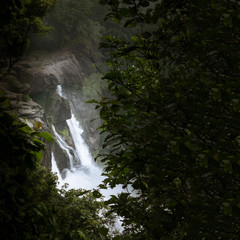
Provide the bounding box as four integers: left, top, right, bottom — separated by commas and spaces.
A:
57, 85, 63, 97
51, 152, 64, 188
52, 125, 75, 169
52, 85, 104, 190
66, 113, 93, 167
52, 85, 128, 200
52, 116, 104, 190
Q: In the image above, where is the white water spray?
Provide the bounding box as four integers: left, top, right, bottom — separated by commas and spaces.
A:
52, 85, 104, 190
52, 85, 127, 199
52, 113, 104, 190
52, 125, 75, 169
52, 80, 126, 232
67, 113, 94, 167
57, 85, 63, 97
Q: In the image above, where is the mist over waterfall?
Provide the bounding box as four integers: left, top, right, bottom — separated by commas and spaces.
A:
52, 85, 125, 199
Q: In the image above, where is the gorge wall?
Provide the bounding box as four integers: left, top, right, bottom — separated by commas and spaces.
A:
0, 49, 105, 174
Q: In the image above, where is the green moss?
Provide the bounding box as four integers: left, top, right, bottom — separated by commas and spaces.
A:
23, 94, 31, 102
46, 115, 54, 124
58, 127, 70, 138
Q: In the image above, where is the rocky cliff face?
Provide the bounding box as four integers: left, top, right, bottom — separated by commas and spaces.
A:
14, 51, 86, 93
0, 49, 104, 175
0, 86, 52, 169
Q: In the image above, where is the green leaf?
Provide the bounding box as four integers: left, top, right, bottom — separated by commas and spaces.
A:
86, 99, 99, 103
35, 121, 42, 130
99, 227, 109, 236
99, 184, 108, 189
38, 132, 54, 144
92, 190, 102, 198
34, 150, 43, 161
20, 125, 31, 133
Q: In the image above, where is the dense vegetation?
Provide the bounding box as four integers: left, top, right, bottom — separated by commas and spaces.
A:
95, 0, 240, 239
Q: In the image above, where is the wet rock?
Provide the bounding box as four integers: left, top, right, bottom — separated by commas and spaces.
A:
14, 65, 58, 95
1, 49, 102, 170
52, 141, 71, 175
64, 88, 103, 158
13, 52, 86, 96
51, 95, 71, 126
13, 82, 31, 94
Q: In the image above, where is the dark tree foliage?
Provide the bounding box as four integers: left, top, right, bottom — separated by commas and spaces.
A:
0, 0, 56, 71
95, 0, 240, 239
0, 94, 57, 239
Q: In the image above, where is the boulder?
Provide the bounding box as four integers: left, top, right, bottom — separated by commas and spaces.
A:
13, 82, 31, 94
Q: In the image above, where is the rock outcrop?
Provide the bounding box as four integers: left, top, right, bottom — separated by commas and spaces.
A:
0, 88, 53, 169
50, 94, 71, 130
13, 51, 86, 95
0, 49, 104, 174
52, 141, 71, 173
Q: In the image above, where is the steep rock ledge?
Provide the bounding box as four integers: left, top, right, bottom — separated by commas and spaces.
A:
1, 49, 104, 174
0, 88, 52, 169
13, 51, 86, 94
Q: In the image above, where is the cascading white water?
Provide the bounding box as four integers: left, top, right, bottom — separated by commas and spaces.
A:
52, 85, 127, 198
57, 85, 63, 97
52, 125, 75, 169
67, 113, 93, 167
52, 85, 104, 190
51, 152, 64, 188
63, 111, 105, 190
